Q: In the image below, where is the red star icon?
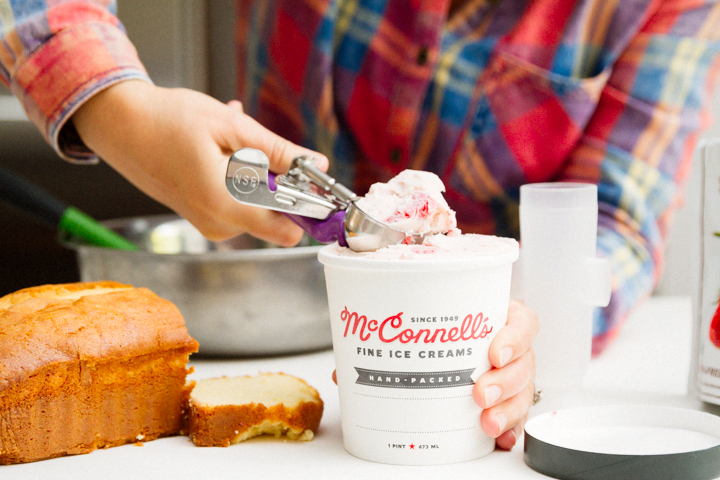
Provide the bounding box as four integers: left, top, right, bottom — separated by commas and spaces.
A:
409, 444, 415, 449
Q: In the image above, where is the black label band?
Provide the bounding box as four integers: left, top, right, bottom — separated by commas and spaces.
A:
354, 368, 475, 389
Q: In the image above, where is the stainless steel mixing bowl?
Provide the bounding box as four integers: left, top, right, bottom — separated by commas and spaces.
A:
62, 215, 331, 357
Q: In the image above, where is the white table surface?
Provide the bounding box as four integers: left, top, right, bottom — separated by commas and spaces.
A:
4, 296, 718, 479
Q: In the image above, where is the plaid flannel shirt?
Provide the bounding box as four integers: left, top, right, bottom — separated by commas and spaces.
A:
3, 0, 720, 354
0, 0, 149, 162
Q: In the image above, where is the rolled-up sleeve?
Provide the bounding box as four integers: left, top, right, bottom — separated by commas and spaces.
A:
0, 1, 151, 163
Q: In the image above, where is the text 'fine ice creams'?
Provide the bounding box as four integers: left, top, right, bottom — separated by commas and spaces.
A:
338, 170, 517, 260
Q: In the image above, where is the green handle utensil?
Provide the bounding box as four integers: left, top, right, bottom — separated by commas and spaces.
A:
0, 165, 138, 251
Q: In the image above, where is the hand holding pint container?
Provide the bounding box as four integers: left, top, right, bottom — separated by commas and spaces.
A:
318, 183, 611, 465
319, 238, 518, 465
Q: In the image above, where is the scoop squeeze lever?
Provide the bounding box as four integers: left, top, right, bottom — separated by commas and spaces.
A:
225, 148, 420, 251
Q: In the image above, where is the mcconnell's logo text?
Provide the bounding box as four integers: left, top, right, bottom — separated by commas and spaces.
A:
340, 307, 493, 344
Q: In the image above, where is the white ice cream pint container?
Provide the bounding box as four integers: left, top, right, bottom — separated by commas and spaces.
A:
318, 236, 519, 465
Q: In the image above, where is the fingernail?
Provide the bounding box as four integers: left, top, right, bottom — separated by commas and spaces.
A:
495, 413, 507, 435
484, 385, 501, 407
506, 429, 517, 448
499, 347, 513, 367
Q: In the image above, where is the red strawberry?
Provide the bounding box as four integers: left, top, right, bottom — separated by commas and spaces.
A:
711, 234, 720, 348
710, 302, 720, 348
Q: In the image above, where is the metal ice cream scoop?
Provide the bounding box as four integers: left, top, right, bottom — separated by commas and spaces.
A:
225, 148, 423, 251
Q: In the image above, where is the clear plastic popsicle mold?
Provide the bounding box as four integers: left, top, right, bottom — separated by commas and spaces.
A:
515, 183, 611, 393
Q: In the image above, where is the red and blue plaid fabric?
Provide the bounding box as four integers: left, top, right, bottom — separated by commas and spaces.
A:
3, 0, 720, 354
237, 0, 720, 354
0, 0, 149, 163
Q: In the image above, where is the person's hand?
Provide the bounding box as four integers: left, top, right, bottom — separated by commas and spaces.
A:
473, 299, 539, 450
71, 80, 327, 245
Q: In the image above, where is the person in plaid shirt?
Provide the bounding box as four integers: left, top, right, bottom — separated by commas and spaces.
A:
3, 0, 720, 449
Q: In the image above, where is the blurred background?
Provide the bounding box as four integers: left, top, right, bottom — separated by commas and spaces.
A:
0, 0, 234, 295
0, 0, 713, 313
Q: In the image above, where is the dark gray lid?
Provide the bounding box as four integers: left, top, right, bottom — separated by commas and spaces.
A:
524, 405, 720, 480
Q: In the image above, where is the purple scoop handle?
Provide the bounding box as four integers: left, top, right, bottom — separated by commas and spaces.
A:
286, 211, 348, 246
268, 172, 348, 247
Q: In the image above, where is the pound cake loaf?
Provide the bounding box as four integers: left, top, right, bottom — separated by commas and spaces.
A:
186, 373, 323, 447
0, 281, 199, 464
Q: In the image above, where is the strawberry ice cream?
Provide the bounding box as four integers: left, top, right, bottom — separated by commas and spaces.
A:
354, 170, 457, 236
330, 232, 518, 260
336, 170, 518, 260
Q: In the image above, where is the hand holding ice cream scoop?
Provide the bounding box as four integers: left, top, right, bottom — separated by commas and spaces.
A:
225, 148, 444, 251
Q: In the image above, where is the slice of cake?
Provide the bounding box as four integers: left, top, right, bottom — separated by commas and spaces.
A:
0, 281, 199, 464
186, 373, 324, 446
